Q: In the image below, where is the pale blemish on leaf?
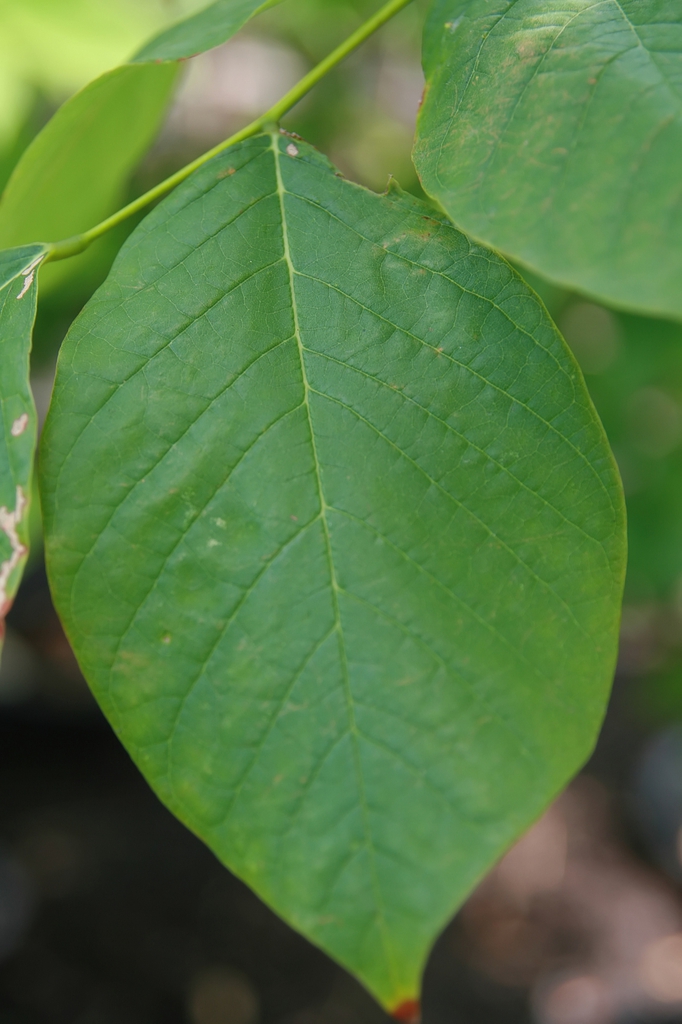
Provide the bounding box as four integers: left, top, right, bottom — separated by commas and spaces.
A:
15, 254, 44, 301
16, 270, 35, 300
286, 144, 299, 157
11, 414, 29, 437
0, 485, 27, 612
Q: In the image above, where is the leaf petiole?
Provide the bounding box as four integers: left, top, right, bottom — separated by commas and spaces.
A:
44, 0, 414, 265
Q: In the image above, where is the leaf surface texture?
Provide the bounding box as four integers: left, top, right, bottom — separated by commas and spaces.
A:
415, 0, 682, 320
40, 134, 626, 1007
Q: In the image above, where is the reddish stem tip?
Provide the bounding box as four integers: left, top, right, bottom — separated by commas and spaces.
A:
392, 999, 420, 1023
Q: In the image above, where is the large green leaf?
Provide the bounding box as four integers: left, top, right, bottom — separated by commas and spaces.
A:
0, 243, 46, 630
40, 133, 625, 1009
414, 0, 682, 321
134, 0, 284, 62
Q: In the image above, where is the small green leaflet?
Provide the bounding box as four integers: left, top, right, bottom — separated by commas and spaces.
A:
415, 0, 682, 321
134, 0, 284, 63
0, 63, 178, 296
0, 0, 284, 296
40, 134, 625, 1009
0, 244, 46, 631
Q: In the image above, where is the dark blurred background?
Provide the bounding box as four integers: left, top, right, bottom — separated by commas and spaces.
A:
3, 2, 682, 1022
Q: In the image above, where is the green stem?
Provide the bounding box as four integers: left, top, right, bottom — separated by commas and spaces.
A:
46, 0, 414, 264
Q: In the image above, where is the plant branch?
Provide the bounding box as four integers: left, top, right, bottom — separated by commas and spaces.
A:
45, 0, 414, 264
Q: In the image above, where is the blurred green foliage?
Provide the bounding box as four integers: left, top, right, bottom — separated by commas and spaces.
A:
517, 269, 682, 613
523, 277, 682, 722
0, 0, 170, 142
552, 300, 682, 607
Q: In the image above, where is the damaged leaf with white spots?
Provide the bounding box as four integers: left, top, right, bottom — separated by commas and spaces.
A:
40, 134, 625, 1010
0, 244, 45, 629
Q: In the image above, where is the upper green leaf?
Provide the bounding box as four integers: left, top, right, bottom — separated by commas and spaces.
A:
415, 0, 682, 321
134, 0, 284, 63
40, 133, 625, 1009
0, 243, 45, 628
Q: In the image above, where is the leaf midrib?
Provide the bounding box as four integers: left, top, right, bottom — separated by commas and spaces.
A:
270, 133, 398, 990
